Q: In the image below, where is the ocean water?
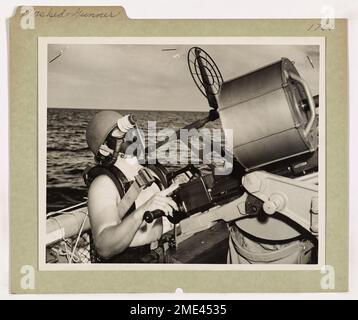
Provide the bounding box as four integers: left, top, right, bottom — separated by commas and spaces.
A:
47, 108, 223, 213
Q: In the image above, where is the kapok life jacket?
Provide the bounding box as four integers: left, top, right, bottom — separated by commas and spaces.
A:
83, 163, 170, 218
83, 163, 170, 263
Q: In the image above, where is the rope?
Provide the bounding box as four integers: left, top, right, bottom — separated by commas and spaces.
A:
69, 210, 89, 264
47, 200, 88, 217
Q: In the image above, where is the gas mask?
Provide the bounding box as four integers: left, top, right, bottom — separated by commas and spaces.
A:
97, 114, 138, 166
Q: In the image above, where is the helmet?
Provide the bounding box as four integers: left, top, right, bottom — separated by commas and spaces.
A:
86, 111, 123, 156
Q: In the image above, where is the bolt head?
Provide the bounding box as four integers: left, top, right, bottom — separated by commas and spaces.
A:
242, 173, 262, 193
263, 201, 277, 215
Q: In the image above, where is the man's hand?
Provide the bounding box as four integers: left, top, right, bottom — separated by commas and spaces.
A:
140, 183, 180, 217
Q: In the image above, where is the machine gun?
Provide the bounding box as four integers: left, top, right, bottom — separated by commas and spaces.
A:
142, 47, 319, 244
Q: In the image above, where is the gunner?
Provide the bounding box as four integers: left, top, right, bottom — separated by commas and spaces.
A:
85, 111, 178, 263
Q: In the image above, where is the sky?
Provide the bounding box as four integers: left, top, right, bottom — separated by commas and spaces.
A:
48, 43, 320, 112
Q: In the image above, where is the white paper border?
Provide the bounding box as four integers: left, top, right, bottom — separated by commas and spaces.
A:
38, 36, 325, 271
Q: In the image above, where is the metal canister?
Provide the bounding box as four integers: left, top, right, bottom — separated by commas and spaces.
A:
218, 58, 317, 171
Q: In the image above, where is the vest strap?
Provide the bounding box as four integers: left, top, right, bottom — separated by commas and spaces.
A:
116, 167, 154, 218
83, 164, 168, 218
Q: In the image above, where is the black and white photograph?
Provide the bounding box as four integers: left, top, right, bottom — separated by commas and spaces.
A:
39, 38, 324, 268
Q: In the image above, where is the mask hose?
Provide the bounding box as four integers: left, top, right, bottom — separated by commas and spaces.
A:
101, 138, 123, 167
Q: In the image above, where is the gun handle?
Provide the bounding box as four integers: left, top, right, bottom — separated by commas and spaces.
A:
143, 210, 165, 223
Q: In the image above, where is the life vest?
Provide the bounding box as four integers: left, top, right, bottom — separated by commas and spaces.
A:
83, 163, 170, 215
83, 162, 170, 263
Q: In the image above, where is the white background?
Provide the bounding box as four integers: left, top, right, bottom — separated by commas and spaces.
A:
0, 0, 357, 299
